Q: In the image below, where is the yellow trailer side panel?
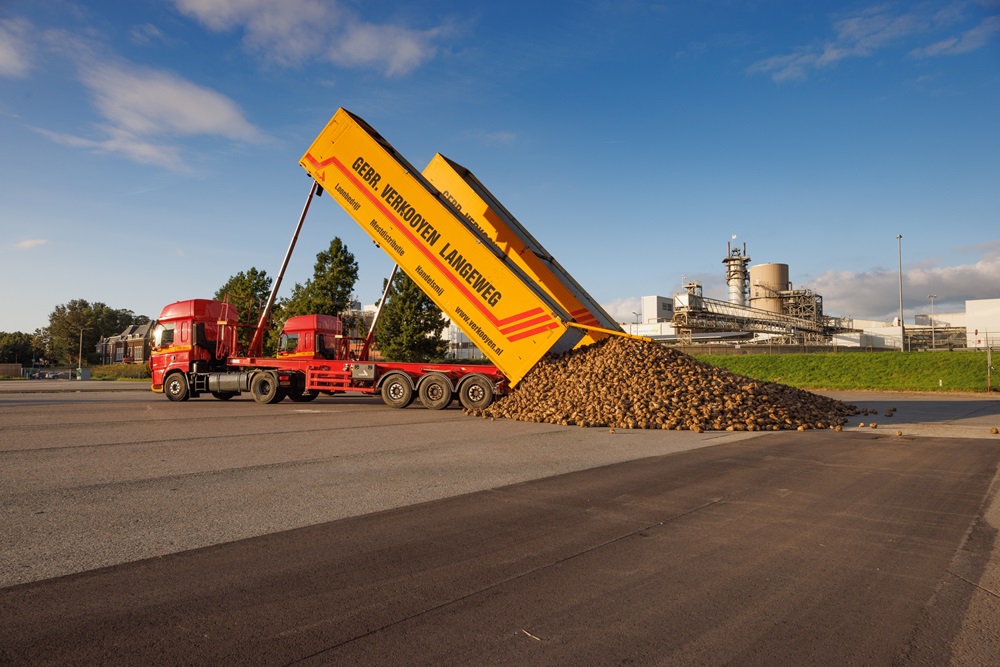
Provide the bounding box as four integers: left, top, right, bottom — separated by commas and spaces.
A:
300, 109, 583, 385
423, 154, 621, 346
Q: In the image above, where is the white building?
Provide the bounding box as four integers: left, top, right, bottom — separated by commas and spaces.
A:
966, 298, 1000, 349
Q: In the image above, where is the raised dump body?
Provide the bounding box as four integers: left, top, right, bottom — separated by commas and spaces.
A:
300, 108, 586, 386
423, 154, 620, 346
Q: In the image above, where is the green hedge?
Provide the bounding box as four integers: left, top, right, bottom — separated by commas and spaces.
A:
692, 350, 994, 393
91, 364, 151, 380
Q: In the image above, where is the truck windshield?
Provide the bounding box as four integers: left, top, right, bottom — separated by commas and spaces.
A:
280, 333, 299, 353
153, 323, 174, 348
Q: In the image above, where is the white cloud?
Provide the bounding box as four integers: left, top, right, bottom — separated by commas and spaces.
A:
176, 0, 330, 65
747, 51, 818, 83
911, 14, 1000, 56
174, 0, 441, 75
326, 21, 440, 75
749, 6, 927, 82
14, 25, 265, 171
129, 23, 170, 46
828, 7, 927, 58
601, 296, 643, 325
0, 18, 34, 78
809, 244, 1000, 320
15, 239, 47, 249
749, 4, 999, 82
32, 56, 264, 171
81, 63, 262, 141
35, 125, 189, 172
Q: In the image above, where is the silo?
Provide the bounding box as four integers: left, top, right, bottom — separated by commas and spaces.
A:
749, 263, 789, 314
722, 241, 751, 306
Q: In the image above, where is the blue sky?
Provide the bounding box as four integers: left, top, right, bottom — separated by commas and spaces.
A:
1, 0, 998, 333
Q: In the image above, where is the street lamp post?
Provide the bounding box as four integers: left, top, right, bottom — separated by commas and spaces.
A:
897, 234, 905, 351
928, 294, 936, 350
632, 311, 640, 334
78, 328, 84, 377
77, 323, 91, 379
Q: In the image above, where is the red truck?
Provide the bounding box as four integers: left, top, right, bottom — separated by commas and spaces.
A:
149, 298, 504, 409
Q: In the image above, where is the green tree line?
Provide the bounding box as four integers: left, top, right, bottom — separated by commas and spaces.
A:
3, 300, 149, 367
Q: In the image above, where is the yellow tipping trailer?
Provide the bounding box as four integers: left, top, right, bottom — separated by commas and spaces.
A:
300, 108, 586, 386
423, 154, 621, 347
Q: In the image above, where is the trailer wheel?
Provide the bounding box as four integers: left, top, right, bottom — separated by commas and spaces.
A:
288, 389, 319, 402
418, 373, 453, 410
459, 375, 494, 410
250, 372, 283, 404
164, 372, 190, 402
381, 373, 414, 409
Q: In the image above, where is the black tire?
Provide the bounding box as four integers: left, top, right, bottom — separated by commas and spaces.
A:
250, 372, 283, 404
164, 372, 190, 402
459, 375, 494, 410
211, 391, 236, 400
381, 373, 414, 409
418, 373, 453, 410
288, 389, 319, 402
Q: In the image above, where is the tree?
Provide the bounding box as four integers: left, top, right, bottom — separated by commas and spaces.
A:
281, 237, 359, 319
214, 267, 272, 311
374, 271, 449, 362
0, 331, 43, 365
42, 299, 149, 366
214, 267, 274, 354
282, 237, 359, 318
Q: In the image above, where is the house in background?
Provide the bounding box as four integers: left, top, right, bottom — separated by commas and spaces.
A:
97, 322, 155, 364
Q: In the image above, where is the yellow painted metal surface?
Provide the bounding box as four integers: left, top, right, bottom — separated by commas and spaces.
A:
300, 109, 584, 385
423, 154, 622, 348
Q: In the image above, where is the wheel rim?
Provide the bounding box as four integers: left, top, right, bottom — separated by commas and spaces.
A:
425, 382, 445, 401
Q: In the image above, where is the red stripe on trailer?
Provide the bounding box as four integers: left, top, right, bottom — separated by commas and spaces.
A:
506, 322, 560, 342
500, 314, 554, 335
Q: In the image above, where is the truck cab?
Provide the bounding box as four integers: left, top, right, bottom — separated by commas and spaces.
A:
149, 299, 240, 398
277, 314, 347, 360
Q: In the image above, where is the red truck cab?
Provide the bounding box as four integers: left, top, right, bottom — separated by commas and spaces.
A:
150, 299, 239, 396
277, 314, 345, 359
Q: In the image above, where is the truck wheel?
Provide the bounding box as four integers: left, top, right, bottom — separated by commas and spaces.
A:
418, 373, 452, 410
381, 373, 414, 409
250, 372, 283, 404
459, 375, 494, 410
164, 373, 190, 402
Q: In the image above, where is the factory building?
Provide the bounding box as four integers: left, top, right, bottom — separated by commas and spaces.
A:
629, 240, 998, 351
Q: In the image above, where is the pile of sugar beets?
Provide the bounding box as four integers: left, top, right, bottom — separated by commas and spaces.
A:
467, 336, 858, 431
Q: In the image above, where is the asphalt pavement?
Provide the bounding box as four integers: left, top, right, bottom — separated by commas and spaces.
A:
1, 384, 998, 665
0, 378, 149, 392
